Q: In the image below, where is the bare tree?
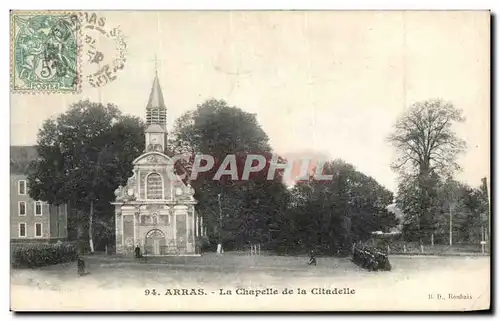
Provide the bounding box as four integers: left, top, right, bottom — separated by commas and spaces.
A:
388, 99, 466, 178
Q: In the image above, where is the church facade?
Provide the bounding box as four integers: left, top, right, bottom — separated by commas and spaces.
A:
112, 75, 204, 256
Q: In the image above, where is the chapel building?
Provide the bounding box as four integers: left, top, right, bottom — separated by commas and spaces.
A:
112, 74, 204, 256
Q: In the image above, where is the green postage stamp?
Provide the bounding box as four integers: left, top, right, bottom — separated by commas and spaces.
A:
10, 11, 81, 93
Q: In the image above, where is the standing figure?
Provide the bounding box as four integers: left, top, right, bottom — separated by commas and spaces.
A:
135, 245, 142, 258
352, 245, 360, 265
308, 250, 317, 266
77, 256, 86, 276
216, 243, 223, 256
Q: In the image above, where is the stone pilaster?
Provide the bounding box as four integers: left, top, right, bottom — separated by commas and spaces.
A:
185, 210, 190, 252
169, 206, 176, 246
134, 211, 140, 247
191, 206, 196, 249
115, 207, 124, 254
195, 212, 198, 237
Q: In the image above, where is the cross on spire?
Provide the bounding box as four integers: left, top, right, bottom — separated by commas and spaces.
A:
147, 53, 161, 77
145, 53, 165, 111
154, 53, 159, 76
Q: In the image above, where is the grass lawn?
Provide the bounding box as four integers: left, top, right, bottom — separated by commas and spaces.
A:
10, 252, 490, 311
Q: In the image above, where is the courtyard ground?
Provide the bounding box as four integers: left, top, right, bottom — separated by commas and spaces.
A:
10, 252, 490, 311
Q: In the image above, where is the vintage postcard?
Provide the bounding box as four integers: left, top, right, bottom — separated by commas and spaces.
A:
9, 10, 491, 311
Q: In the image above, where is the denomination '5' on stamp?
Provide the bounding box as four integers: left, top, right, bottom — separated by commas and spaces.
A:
10, 11, 81, 94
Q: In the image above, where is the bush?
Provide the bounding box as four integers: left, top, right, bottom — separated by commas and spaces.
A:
198, 236, 211, 251
11, 242, 78, 268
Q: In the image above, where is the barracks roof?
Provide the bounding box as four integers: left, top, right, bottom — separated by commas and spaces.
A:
10, 145, 37, 174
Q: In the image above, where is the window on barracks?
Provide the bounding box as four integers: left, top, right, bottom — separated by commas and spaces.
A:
146, 173, 163, 199
19, 201, 26, 216
19, 223, 26, 237
35, 223, 42, 237
18, 180, 26, 195
35, 201, 43, 216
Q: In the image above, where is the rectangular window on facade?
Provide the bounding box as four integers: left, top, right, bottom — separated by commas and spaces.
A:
34, 201, 43, 216
35, 223, 42, 237
19, 223, 26, 237
18, 180, 27, 195
18, 201, 26, 216
146, 173, 163, 199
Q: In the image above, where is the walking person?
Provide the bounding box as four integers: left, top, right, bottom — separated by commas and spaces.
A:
308, 250, 317, 266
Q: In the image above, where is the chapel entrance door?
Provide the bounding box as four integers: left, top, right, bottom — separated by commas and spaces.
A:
153, 239, 160, 255
145, 229, 166, 256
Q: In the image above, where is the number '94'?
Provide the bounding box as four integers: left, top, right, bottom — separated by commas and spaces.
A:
145, 289, 158, 295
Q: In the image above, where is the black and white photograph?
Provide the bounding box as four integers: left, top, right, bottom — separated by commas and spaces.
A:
9, 10, 491, 311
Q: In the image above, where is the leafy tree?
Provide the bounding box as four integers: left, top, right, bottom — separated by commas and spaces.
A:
27, 100, 145, 252
395, 173, 441, 243
479, 177, 491, 243
280, 160, 396, 256
434, 179, 489, 245
168, 99, 289, 250
397, 175, 489, 245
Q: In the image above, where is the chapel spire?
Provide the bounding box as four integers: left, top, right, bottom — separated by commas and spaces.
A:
145, 73, 167, 130
144, 72, 167, 153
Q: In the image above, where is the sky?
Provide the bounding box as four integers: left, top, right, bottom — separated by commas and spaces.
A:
10, 11, 490, 193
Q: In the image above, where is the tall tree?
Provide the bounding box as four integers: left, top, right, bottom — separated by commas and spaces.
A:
389, 99, 466, 242
27, 100, 145, 252
169, 99, 289, 250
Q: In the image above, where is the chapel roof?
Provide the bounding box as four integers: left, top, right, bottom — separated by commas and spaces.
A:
145, 124, 165, 133
146, 74, 166, 110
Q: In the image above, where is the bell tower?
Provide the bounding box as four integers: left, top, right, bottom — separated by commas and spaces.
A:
145, 123, 165, 152
145, 72, 167, 152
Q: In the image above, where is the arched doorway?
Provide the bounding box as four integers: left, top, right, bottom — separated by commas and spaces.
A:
144, 229, 166, 256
